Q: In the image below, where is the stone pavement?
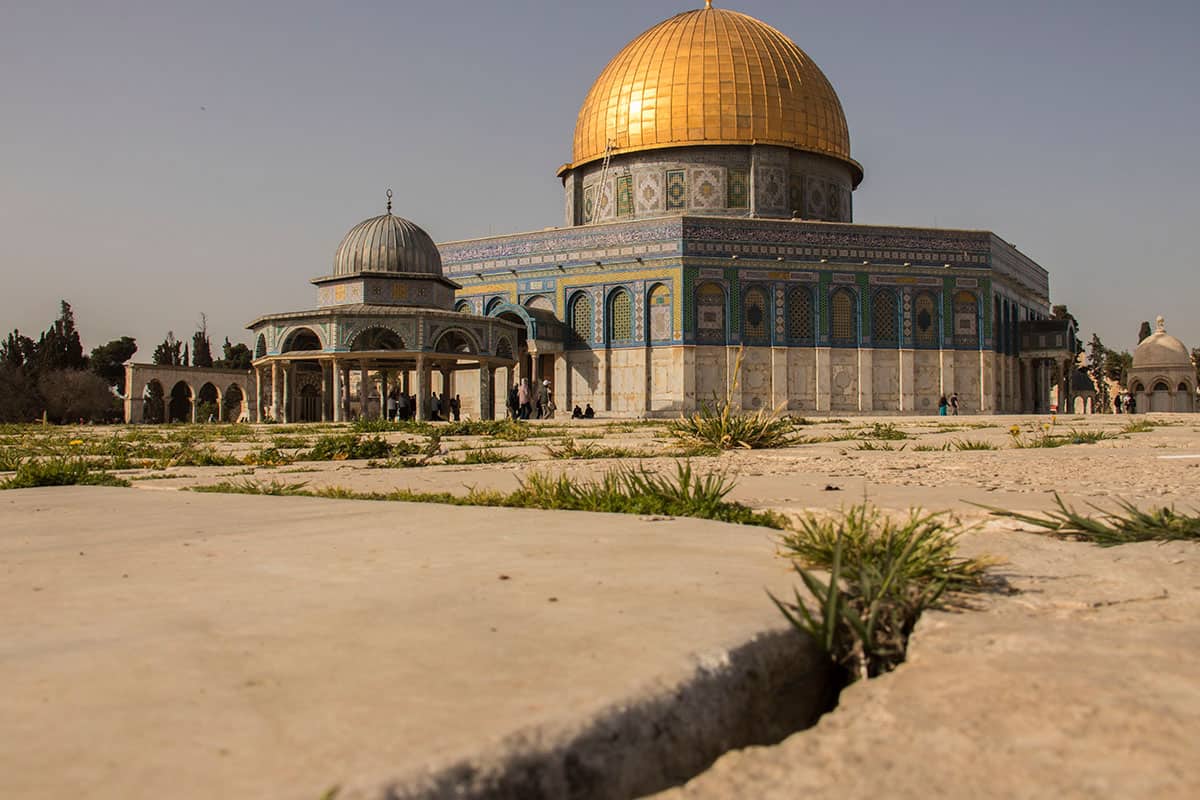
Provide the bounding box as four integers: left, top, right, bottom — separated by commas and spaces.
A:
0, 487, 827, 800
653, 524, 1200, 800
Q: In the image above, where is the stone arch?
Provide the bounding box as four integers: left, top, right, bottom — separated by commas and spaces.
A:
485, 297, 506, 315
871, 289, 899, 347
348, 326, 406, 351
1131, 381, 1145, 393
281, 326, 324, 353
524, 295, 555, 314
787, 285, 815, 345
495, 336, 515, 361
254, 334, 267, 359
607, 287, 634, 343
829, 287, 858, 346
647, 283, 672, 342
913, 291, 939, 348
168, 380, 193, 423
142, 379, 166, 424
434, 327, 480, 355
197, 382, 220, 423
953, 290, 980, 348
742, 285, 770, 345
696, 281, 726, 345
224, 383, 246, 422
568, 291, 594, 348
455, 300, 473, 314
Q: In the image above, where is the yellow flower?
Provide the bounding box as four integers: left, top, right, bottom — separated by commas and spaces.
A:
1042, 423, 1051, 432
69, 439, 83, 446
1009, 425, 1020, 436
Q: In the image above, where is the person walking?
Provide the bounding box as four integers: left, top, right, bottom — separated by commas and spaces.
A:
451, 394, 461, 422
540, 379, 554, 419
950, 392, 959, 416
507, 384, 519, 420
938, 395, 948, 416
517, 378, 532, 420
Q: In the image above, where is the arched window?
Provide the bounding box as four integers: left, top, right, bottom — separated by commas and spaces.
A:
569, 293, 594, 347
254, 335, 267, 359
648, 284, 672, 341
743, 286, 769, 344
485, 297, 505, 315
913, 292, 938, 347
1153, 381, 1170, 392
1180, 382, 1191, 393
872, 290, 899, 346
953, 291, 979, 347
1131, 382, 1144, 393
282, 328, 321, 353
455, 300, 473, 314
608, 289, 633, 343
787, 286, 814, 344
830, 288, 857, 346
696, 282, 726, 344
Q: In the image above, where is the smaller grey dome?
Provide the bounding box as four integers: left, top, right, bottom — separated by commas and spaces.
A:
333, 211, 443, 278
1133, 316, 1191, 370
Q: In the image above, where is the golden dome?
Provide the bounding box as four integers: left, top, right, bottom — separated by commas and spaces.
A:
565, 3, 860, 184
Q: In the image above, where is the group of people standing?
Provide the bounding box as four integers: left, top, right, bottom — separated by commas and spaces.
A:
507, 378, 555, 420
1112, 393, 1137, 414
384, 391, 461, 422
937, 393, 960, 416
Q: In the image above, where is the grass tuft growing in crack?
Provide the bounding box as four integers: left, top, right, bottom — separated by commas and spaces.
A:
772, 505, 992, 681
192, 462, 786, 528
984, 493, 1200, 546
0, 457, 130, 489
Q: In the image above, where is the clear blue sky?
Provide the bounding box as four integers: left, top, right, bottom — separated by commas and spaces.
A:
2, 0, 1197, 357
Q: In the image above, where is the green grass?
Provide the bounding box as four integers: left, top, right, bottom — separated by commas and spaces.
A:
0, 447, 22, 471
544, 438, 649, 460
950, 439, 999, 451
1121, 420, 1157, 434
984, 493, 1200, 547
193, 462, 786, 528
911, 443, 949, 452
858, 422, 909, 441
0, 457, 130, 489
773, 504, 992, 680
306, 434, 394, 461
445, 446, 518, 465
853, 441, 905, 451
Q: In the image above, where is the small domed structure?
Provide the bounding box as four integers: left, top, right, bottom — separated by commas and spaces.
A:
333, 209, 443, 278
1129, 316, 1195, 412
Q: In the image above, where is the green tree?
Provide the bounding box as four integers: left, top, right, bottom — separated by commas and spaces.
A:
38, 370, 119, 423
1086, 334, 1110, 411
215, 337, 252, 370
35, 301, 87, 372
90, 337, 138, 394
152, 332, 185, 366
191, 314, 213, 368
1138, 321, 1152, 343
1104, 349, 1133, 387
1, 330, 36, 368
0, 365, 41, 422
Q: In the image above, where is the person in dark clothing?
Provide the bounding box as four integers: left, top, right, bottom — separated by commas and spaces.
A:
583, 403, 595, 419
572, 405, 584, 419
950, 392, 959, 416
451, 395, 461, 422
507, 385, 520, 419
938, 395, 948, 416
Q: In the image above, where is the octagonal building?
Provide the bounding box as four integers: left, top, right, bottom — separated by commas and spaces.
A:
439, 2, 1057, 417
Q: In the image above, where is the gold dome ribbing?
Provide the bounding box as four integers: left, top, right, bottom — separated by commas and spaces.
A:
566, 4, 858, 182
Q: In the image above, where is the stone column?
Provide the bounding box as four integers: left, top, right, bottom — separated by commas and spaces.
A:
321, 362, 330, 422
270, 362, 280, 421
331, 360, 343, 422
857, 348, 874, 412
770, 346, 789, 412
359, 363, 369, 421
815, 348, 832, 412
899, 349, 916, 412
190, 386, 197, 424
416, 356, 430, 420
555, 354, 571, 413
281, 363, 291, 424
479, 365, 494, 420
254, 367, 263, 423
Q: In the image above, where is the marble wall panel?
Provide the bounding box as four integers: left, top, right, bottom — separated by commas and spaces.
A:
830, 348, 859, 411
872, 350, 900, 411
739, 347, 772, 410
787, 349, 816, 411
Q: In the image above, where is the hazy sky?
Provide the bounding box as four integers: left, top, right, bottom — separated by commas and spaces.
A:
2, 0, 1197, 358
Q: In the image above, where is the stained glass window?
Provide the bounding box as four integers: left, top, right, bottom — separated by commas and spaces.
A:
696, 282, 726, 344
727, 168, 749, 209
743, 287, 769, 343
788, 287, 814, 343
914, 292, 938, 347
831, 289, 857, 345
609, 289, 633, 342
648, 284, 671, 341
616, 175, 634, 217
570, 293, 594, 347
872, 290, 898, 346
666, 170, 687, 211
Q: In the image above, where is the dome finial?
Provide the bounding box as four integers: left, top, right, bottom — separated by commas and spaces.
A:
385, 188, 393, 215
1156, 315, 1166, 334
705, 0, 714, 8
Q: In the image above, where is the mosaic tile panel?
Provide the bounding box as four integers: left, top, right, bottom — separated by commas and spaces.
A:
616, 175, 634, 218
788, 286, 814, 343
690, 168, 724, 210
728, 167, 750, 210
635, 171, 663, 215
696, 281, 726, 344
666, 170, 687, 211
872, 290, 899, 345
831, 288, 856, 345
742, 286, 769, 344
648, 284, 672, 341
569, 292, 593, 347
755, 166, 785, 210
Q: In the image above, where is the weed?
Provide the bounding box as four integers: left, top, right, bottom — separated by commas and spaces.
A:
0, 448, 23, 471
446, 447, 518, 465
858, 423, 909, 441
984, 493, 1200, 546
244, 447, 295, 467
911, 444, 949, 452
0, 457, 130, 489
306, 434, 393, 461
950, 439, 998, 451
854, 441, 906, 451
1121, 420, 1156, 434
772, 504, 992, 680
544, 438, 647, 460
